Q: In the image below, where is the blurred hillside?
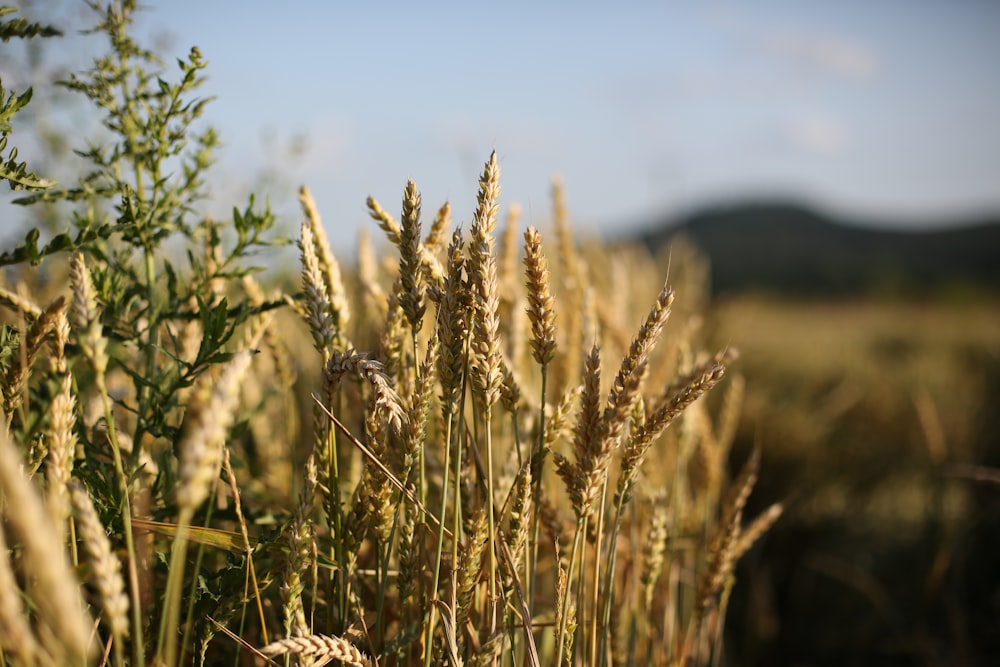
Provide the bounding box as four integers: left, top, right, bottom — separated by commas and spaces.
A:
625, 201, 1000, 663
633, 202, 1000, 298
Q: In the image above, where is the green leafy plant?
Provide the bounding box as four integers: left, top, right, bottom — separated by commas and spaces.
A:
0, 6, 60, 191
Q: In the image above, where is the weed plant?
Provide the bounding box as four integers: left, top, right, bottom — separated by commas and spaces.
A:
0, 3, 778, 665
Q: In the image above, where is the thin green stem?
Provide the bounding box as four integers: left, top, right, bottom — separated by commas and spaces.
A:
96, 376, 145, 667
179, 486, 218, 664
424, 407, 456, 667
589, 481, 608, 666
158, 511, 192, 667
484, 408, 498, 638
527, 366, 548, 622
322, 386, 347, 633
375, 514, 401, 653
555, 517, 587, 667
599, 501, 628, 667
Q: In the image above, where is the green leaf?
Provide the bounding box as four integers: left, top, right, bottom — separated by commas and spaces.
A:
0, 223, 117, 267
0, 9, 62, 42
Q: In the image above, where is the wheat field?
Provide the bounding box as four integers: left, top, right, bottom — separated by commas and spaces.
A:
0, 4, 788, 665
0, 152, 779, 666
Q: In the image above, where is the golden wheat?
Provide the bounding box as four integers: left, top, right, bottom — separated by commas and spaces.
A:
0, 149, 781, 667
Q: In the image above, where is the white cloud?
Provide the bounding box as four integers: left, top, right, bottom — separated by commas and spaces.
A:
765, 29, 879, 79
702, 8, 880, 80
789, 113, 847, 154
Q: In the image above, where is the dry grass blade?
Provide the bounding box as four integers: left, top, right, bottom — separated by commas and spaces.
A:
430, 600, 463, 667
947, 464, 1000, 485
207, 615, 272, 662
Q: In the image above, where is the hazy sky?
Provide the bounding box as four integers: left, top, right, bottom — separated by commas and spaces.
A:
14, 1, 1000, 247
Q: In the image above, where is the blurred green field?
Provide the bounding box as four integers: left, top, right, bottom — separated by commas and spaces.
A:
702, 295, 1000, 665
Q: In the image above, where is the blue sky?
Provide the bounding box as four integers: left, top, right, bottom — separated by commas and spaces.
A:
13, 1, 1000, 248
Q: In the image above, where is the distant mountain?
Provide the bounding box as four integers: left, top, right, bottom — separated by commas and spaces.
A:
633, 202, 1000, 297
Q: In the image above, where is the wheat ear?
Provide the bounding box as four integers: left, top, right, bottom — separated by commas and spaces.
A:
468, 150, 504, 635
616, 356, 730, 507
324, 348, 405, 433
0, 285, 42, 319
3, 296, 64, 421
176, 350, 254, 515
551, 176, 583, 390
604, 283, 674, 442
399, 178, 427, 332
45, 308, 76, 533
469, 149, 504, 412
0, 518, 41, 664
368, 192, 445, 286
299, 222, 342, 357
734, 502, 784, 560
159, 350, 254, 665
523, 225, 556, 368
424, 199, 452, 256
69, 480, 130, 642
0, 428, 92, 663
299, 185, 351, 329
260, 634, 374, 667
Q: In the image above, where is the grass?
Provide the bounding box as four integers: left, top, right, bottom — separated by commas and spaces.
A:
703, 294, 1000, 664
